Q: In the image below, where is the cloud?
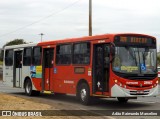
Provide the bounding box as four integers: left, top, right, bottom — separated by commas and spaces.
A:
0, 0, 160, 48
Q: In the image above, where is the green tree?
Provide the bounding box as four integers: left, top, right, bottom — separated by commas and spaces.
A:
157, 55, 160, 66
3, 39, 26, 48
0, 39, 27, 61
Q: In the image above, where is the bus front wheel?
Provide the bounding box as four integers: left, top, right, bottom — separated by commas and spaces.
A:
117, 97, 128, 103
78, 83, 91, 105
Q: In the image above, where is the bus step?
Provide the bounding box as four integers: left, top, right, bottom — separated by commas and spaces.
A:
42, 91, 54, 94
92, 94, 110, 98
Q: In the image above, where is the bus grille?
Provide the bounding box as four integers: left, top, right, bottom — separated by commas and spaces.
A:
129, 90, 149, 95
127, 85, 151, 88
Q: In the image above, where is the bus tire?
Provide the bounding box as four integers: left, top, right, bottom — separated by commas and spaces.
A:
24, 79, 40, 96
78, 83, 91, 105
117, 97, 128, 103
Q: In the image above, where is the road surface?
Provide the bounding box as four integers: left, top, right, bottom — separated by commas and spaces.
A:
0, 81, 160, 115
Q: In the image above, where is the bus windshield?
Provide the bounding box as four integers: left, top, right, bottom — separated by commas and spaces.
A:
112, 46, 157, 74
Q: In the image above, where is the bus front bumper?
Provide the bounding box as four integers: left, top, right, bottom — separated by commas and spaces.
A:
111, 84, 159, 97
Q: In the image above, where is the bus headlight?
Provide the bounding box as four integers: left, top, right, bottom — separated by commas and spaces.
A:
156, 80, 158, 84
115, 80, 117, 83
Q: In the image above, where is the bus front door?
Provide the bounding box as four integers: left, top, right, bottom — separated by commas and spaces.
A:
13, 50, 22, 88
43, 48, 54, 91
93, 44, 110, 94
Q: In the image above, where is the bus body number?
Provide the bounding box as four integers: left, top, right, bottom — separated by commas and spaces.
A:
144, 81, 152, 85
98, 40, 105, 43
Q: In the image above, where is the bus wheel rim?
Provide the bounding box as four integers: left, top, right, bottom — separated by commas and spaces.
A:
80, 89, 86, 101
26, 83, 31, 93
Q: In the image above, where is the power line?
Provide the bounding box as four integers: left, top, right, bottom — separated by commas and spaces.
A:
0, 0, 81, 38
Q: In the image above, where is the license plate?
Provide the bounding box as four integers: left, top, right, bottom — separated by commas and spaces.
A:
137, 91, 143, 94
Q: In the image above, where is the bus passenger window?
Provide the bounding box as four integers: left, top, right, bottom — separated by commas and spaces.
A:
73, 43, 90, 64
56, 44, 71, 65
33, 47, 42, 66
23, 48, 32, 66
5, 50, 13, 66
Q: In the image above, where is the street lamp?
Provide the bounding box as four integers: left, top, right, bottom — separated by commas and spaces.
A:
39, 33, 44, 42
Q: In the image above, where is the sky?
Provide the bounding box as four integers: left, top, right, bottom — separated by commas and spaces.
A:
0, 0, 160, 50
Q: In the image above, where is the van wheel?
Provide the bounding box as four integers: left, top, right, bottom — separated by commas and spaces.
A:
117, 97, 128, 103
77, 83, 91, 105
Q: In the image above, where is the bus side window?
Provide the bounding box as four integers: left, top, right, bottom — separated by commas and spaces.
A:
23, 47, 32, 66
5, 50, 13, 66
73, 42, 90, 64
32, 47, 42, 66
56, 44, 71, 65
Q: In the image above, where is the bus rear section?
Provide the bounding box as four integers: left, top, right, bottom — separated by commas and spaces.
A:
3, 44, 37, 90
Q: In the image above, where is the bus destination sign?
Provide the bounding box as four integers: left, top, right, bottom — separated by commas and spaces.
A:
114, 36, 155, 46
120, 37, 147, 44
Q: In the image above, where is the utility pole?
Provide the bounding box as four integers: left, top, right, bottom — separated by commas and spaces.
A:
39, 33, 44, 42
89, 0, 92, 36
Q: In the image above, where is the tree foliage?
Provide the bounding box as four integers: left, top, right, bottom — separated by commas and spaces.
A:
3, 39, 26, 48
157, 54, 160, 66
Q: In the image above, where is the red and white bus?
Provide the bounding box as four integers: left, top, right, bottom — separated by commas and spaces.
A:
3, 33, 158, 105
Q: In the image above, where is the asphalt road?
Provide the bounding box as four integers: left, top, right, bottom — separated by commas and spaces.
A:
0, 80, 160, 111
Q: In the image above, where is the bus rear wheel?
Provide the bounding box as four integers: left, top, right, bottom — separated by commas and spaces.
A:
25, 79, 40, 96
117, 97, 128, 103
77, 83, 91, 105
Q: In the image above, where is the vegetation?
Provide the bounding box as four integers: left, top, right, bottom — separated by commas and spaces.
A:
157, 54, 160, 66
3, 39, 26, 48
0, 61, 3, 65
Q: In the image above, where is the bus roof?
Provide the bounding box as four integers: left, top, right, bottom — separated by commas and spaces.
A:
4, 33, 156, 49
4, 43, 37, 50
38, 33, 156, 46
